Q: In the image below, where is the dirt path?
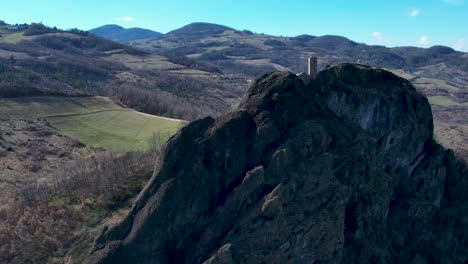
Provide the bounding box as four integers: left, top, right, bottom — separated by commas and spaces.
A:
128, 108, 187, 123
102, 96, 188, 123
40, 107, 187, 124
39, 108, 126, 119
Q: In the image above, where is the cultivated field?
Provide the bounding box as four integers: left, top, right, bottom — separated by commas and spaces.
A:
0, 96, 184, 152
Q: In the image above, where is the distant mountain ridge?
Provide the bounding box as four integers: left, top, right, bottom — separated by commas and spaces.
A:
2, 21, 467, 159
0, 23, 238, 121
166, 22, 235, 38
104, 21, 467, 160
90, 24, 162, 43
91, 22, 466, 77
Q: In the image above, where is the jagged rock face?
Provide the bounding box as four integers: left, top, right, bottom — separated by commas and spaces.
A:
86, 64, 467, 264
314, 64, 433, 172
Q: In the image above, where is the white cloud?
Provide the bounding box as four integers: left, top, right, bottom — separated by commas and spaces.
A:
453, 39, 466, 51
419, 35, 430, 45
441, 0, 464, 5
409, 8, 422, 17
372, 32, 384, 40
371, 32, 387, 45
116, 17, 134, 22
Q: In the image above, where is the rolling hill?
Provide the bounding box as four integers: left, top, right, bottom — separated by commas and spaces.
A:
166, 22, 235, 38
1, 21, 466, 159
131, 22, 467, 79
90, 24, 162, 43
0, 22, 238, 121
125, 22, 468, 160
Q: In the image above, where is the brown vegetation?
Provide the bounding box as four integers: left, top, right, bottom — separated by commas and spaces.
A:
163, 52, 222, 73
107, 69, 237, 120
22, 23, 59, 36
0, 119, 157, 263
0, 151, 155, 264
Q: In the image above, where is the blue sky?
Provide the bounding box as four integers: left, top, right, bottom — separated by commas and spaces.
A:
1, 0, 467, 51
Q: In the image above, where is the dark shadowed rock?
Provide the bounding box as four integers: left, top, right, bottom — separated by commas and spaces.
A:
314, 64, 433, 173
86, 63, 467, 264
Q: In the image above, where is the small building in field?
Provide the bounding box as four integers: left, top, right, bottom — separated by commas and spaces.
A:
6, 24, 28, 31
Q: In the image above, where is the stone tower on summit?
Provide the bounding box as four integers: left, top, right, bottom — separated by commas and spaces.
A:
308, 56, 317, 77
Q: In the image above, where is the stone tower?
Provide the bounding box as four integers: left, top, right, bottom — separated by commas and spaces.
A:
308, 57, 317, 77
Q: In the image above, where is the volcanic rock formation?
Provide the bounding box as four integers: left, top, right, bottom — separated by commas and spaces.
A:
86, 63, 467, 264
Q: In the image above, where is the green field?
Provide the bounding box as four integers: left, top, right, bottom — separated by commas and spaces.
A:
428, 96, 468, 107
0, 96, 184, 152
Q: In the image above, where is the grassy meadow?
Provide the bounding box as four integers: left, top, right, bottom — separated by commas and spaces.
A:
0, 96, 184, 152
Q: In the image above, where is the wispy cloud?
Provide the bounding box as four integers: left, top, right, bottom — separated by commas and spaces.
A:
409, 8, 422, 17
453, 39, 466, 51
372, 32, 384, 41
371, 32, 389, 45
418, 35, 430, 45
115, 17, 135, 22
441, 0, 464, 5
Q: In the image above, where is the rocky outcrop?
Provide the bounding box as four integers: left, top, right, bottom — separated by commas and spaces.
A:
86, 63, 467, 264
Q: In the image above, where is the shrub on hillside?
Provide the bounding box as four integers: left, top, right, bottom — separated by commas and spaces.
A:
264, 39, 286, 47
213, 60, 276, 77
66, 28, 89, 36
0, 41, 42, 56
196, 41, 229, 48
34, 35, 68, 50
164, 53, 222, 73
52, 151, 155, 204
166, 45, 205, 55
0, 151, 156, 263
123, 46, 150, 56
111, 81, 224, 120
223, 44, 261, 57
291, 34, 316, 42
23, 23, 58, 36
198, 51, 229, 61
72, 35, 123, 51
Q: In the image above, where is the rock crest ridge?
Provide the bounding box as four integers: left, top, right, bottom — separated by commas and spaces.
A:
86, 63, 467, 264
